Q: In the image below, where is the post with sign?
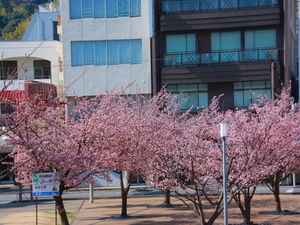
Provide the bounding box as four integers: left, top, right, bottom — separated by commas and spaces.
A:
32, 172, 60, 197
32, 172, 60, 225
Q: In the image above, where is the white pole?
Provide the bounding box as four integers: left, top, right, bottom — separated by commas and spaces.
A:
222, 136, 228, 225
293, 171, 297, 187
220, 122, 228, 225
89, 183, 94, 203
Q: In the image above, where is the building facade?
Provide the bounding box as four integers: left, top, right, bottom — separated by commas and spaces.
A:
0, 5, 62, 184
61, 0, 154, 110
152, 0, 297, 111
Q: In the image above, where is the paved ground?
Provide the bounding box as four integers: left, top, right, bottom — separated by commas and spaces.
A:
1, 193, 300, 224
1, 185, 300, 224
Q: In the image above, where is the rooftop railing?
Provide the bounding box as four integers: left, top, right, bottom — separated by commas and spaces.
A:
162, 0, 278, 14
164, 48, 278, 67
39, 3, 59, 12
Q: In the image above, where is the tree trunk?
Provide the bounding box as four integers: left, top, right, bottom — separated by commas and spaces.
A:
121, 190, 128, 217
53, 184, 69, 225
273, 181, 282, 212
233, 187, 256, 225
119, 171, 131, 218
268, 172, 282, 212
164, 189, 171, 205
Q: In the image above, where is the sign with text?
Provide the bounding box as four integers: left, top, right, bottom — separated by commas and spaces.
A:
32, 172, 60, 197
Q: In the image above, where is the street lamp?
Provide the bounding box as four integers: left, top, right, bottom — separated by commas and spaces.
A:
220, 122, 228, 225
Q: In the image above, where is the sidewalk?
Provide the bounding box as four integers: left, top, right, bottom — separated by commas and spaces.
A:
1, 195, 300, 225
71, 195, 300, 225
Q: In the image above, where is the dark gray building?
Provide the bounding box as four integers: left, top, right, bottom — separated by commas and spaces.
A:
152, 0, 298, 111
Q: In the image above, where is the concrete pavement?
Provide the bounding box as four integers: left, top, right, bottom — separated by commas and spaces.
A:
1, 184, 300, 224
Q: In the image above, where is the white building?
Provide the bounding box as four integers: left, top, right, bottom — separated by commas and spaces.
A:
61, 0, 153, 106
0, 5, 63, 184
0, 6, 63, 97
60, 0, 154, 187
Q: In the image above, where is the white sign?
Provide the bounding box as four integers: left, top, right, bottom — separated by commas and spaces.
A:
32, 172, 60, 197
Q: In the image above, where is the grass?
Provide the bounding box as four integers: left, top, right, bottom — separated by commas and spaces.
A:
42, 211, 76, 224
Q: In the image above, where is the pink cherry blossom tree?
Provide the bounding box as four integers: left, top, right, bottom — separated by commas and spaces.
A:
222, 88, 300, 224
143, 93, 246, 225
71, 90, 149, 218
2, 97, 109, 225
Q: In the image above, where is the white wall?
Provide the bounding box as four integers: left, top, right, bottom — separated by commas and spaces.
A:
0, 41, 63, 91
61, 0, 152, 96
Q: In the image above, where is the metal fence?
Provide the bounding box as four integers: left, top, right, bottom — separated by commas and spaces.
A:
164, 48, 278, 66
162, 0, 278, 14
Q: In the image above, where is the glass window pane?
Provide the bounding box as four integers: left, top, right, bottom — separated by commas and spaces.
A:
199, 92, 208, 108
199, 83, 208, 91
131, 39, 142, 64
221, 0, 238, 10
70, 0, 82, 19
220, 31, 241, 50
94, 0, 105, 18
266, 80, 271, 88
186, 93, 198, 108
107, 40, 119, 65
244, 81, 252, 89
163, 1, 180, 13
71, 42, 84, 66
234, 82, 243, 89
166, 34, 187, 53
252, 81, 265, 89
234, 91, 243, 107
119, 0, 129, 17
211, 32, 220, 51
245, 31, 255, 49
186, 34, 196, 52
244, 91, 252, 105
95, 41, 106, 65
266, 89, 271, 99
201, 0, 218, 11
178, 84, 198, 92
255, 29, 276, 48
130, 0, 141, 17
106, 0, 118, 18
119, 40, 131, 64
168, 85, 177, 92
82, 0, 93, 18
83, 41, 95, 65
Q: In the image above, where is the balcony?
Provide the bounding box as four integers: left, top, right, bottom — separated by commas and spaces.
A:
164, 48, 278, 67
160, 0, 280, 31
162, 0, 278, 14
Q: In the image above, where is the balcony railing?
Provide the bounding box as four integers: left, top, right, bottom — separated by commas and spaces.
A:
164, 48, 278, 67
162, 0, 278, 14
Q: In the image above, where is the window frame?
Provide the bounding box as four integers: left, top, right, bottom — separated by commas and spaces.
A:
70, 0, 141, 19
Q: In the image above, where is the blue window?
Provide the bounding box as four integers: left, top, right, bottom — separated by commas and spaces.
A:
70, 0, 141, 19
234, 80, 271, 108
71, 40, 142, 66
211, 31, 241, 63
245, 29, 277, 61
168, 84, 208, 111
165, 34, 197, 66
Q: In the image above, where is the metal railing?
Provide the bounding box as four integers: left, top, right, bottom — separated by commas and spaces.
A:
162, 0, 278, 14
164, 48, 278, 66
39, 3, 59, 12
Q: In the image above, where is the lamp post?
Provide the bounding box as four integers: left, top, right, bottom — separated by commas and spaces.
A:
220, 122, 228, 225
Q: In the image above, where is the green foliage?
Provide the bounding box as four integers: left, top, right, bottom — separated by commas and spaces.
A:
1, 19, 30, 40
0, 0, 51, 40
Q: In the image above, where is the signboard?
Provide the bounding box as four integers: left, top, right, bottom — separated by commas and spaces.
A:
32, 172, 60, 197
